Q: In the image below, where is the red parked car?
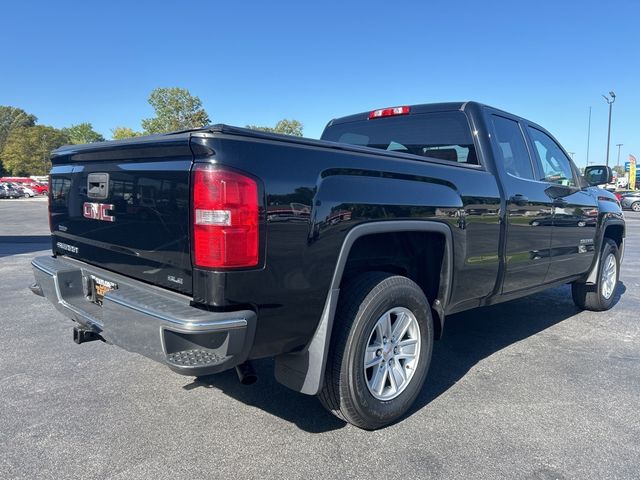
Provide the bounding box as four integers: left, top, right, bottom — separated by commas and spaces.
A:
28, 183, 49, 195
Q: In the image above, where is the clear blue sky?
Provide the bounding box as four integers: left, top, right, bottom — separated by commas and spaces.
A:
1, 0, 638, 168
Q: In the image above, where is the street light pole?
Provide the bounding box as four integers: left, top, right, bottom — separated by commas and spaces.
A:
586, 106, 592, 166
616, 143, 623, 167
602, 91, 616, 167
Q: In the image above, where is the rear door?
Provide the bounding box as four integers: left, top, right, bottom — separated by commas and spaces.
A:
487, 112, 553, 294
525, 125, 598, 282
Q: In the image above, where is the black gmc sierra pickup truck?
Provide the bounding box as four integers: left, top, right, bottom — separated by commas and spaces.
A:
31, 102, 625, 429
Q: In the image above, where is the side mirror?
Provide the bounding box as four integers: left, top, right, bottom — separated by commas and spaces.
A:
583, 165, 613, 186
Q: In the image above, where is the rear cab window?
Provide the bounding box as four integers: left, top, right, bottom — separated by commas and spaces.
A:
321, 111, 479, 165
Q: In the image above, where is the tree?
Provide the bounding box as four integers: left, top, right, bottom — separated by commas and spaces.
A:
111, 126, 142, 140
1, 125, 69, 176
62, 122, 105, 144
0, 106, 37, 153
141, 87, 210, 134
273, 119, 303, 136
245, 119, 303, 136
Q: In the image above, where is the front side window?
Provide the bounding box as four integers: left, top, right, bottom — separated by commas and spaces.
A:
490, 115, 534, 180
528, 127, 576, 187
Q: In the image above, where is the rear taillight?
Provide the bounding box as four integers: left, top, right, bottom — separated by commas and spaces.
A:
191, 164, 259, 268
369, 106, 410, 119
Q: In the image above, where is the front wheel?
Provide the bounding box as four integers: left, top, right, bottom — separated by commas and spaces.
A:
318, 272, 433, 430
631, 202, 640, 212
572, 239, 620, 311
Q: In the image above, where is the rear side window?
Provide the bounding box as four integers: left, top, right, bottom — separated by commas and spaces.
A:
490, 115, 535, 180
321, 111, 478, 165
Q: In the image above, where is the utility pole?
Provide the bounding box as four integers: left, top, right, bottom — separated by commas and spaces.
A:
586, 106, 592, 166
602, 91, 616, 167
568, 151, 575, 160
616, 143, 623, 167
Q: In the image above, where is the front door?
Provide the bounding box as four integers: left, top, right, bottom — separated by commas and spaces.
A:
526, 126, 598, 282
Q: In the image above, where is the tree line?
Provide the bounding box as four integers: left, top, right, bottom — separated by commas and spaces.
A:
0, 87, 303, 176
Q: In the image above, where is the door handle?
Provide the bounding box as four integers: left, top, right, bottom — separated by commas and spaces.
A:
553, 198, 568, 207
510, 194, 529, 206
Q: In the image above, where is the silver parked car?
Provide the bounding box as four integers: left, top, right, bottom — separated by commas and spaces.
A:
621, 191, 640, 212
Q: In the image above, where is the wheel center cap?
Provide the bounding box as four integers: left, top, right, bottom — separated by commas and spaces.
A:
383, 344, 393, 360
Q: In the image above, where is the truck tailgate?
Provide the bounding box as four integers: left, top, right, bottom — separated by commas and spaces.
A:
49, 135, 194, 295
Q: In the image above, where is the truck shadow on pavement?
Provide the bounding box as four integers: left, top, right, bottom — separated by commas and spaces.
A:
0, 235, 51, 258
410, 282, 626, 418
184, 359, 347, 433
185, 283, 625, 433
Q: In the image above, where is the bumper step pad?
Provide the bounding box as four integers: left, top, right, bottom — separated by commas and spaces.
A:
166, 349, 229, 368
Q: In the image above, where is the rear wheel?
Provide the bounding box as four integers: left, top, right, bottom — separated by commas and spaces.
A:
572, 239, 619, 311
318, 272, 433, 430
631, 202, 640, 212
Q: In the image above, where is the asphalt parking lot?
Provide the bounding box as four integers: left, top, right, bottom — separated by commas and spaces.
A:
1, 198, 639, 480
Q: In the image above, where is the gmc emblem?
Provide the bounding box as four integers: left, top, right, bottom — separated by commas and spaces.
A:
83, 202, 115, 222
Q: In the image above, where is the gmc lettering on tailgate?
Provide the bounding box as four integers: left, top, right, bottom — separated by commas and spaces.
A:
83, 202, 115, 222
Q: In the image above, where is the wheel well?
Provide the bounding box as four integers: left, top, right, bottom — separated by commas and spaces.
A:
340, 231, 446, 339
604, 224, 624, 249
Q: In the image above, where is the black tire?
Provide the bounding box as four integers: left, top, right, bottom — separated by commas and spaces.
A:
318, 272, 433, 430
572, 239, 620, 311
631, 202, 640, 212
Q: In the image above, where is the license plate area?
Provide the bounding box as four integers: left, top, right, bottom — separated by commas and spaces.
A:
87, 274, 118, 305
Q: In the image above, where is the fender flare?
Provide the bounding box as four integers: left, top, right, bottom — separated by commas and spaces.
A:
274, 220, 453, 395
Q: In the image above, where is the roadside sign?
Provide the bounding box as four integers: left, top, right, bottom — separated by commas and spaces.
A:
630, 155, 637, 190
625, 162, 630, 172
